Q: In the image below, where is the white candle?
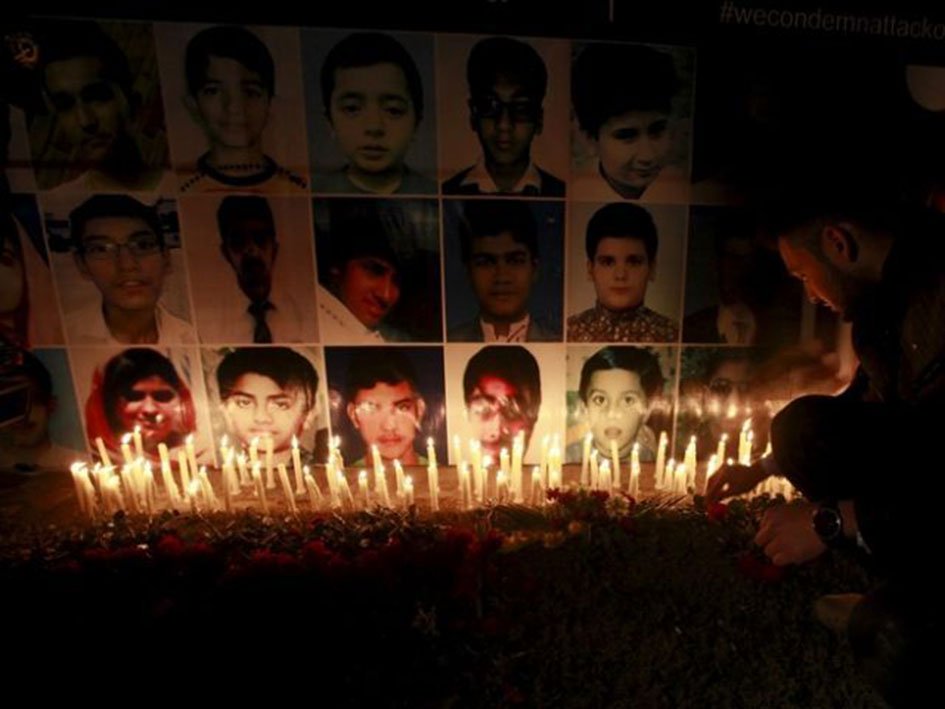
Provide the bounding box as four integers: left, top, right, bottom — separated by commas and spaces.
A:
249, 436, 260, 469
590, 449, 600, 490
338, 471, 355, 509
120, 433, 134, 466
426, 437, 437, 468
452, 434, 463, 467
375, 467, 391, 508
371, 444, 383, 478
186, 434, 199, 487
427, 460, 439, 512
291, 435, 304, 495
252, 463, 268, 514
393, 459, 405, 497
531, 466, 543, 506
132, 425, 144, 460
404, 476, 414, 507
663, 458, 676, 491
630, 443, 641, 497
716, 434, 728, 465
581, 432, 592, 487
277, 463, 298, 515
610, 438, 621, 491
458, 461, 471, 511
511, 431, 524, 503
198, 467, 219, 512
496, 470, 508, 504
95, 436, 113, 469
304, 469, 322, 511
265, 435, 275, 490
70, 462, 89, 518
599, 459, 613, 494
684, 436, 697, 487
499, 447, 510, 479
236, 453, 250, 487
358, 469, 370, 508
177, 449, 191, 492
655, 431, 668, 490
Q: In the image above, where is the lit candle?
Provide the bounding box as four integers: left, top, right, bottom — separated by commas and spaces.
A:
143, 461, 156, 514
630, 442, 641, 497
499, 447, 510, 480
291, 435, 304, 495
132, 425, 144, 460
338, 470, 355, 509
249, 436, 260, 469
663, 458, 676, 491
95, 436, 113, 469
427, 459, 439, 512
581, 432, 593, 487
236, 452, 250, 487
404, 475, 414, 507
186, 434, 199, 487
704, 454, 719, 495
674, 463, 687, 495
496, 470, 508, 504
265, 434, 275, 490
590, 449, 599, 490
198, 467, 219, 512
219, 434, 230, 463
599, 459, 612, 494
277, 463, 298, 515
70, 462, 90, 518
120, 433, 134, 466
452, 434, 464, 467
684, 436, 697, 487
610, 438, 621, 491
738, 420, 751, 466
458, 461, 472, 511
426, 437, 437, 468
187, 478, 201, 514
531, 466, 543, 506
374, 467, 391, 508
177, 449, 191, 492
393, 459, 405, 498
716, 433, 727, 465
538, 434, 550, 487
358, 469, 370, 508
251, 463, 268, 514
655, 431, 668, 490
304, 468, 322, 511
511, 431, 524, 502
371, 444, 383, 479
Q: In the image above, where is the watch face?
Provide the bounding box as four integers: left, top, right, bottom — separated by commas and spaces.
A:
813, 505, 843, 542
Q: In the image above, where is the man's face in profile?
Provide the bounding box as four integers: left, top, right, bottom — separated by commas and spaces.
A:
328, 62, 418, 177
117, 375, 182, 450
584, 368, 648, 458
587, 236, 654, 312
347, 380, 424, 463
222, 217, 277, 302
471, 76, 542, 171
333, 256, 401, 330
595, 109, 671, 194
44, 56, 131, 166
468, 231, 537, 324
190, 55, 271, 151
222, 373, 312, 454
75, 216, 169, 315
466, 373, 536, 460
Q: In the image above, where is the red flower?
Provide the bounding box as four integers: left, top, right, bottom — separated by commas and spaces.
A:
706, 502, 730, 523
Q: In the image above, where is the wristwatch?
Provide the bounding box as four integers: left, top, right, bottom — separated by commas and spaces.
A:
811, 500, 845, 547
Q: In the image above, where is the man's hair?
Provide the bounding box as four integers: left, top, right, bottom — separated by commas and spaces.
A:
585, 202, 658, 262
462, 345, 541, 419
39, 21, 134, 101
344, 347, 419, 402
458, 199, 539, 264
327, 205, 401, 272
572, 43, 677, 139
185, 25, 275, 97
320, 32, 424, 123
578, 346, 664, 404
102, 348, 182, 432
216, 195, 275, 246
466, 36, 547, 101
69, 195, 164, 251
217, 347, 319, 411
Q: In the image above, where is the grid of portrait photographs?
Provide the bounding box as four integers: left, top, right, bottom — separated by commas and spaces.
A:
11, 16, 934, 476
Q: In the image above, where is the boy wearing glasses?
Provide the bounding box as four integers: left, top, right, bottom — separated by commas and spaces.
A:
443, 37, 565, 197
462, 345, 541, 460
344, 348, 427, 465
66, 195, 195, 345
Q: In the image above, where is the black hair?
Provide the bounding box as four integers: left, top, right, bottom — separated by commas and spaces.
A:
462, 345, 541, 420
39, 21, 134, 103
69, 195, 164, 251
572, 43, 677, 139
216, 195, 275, 245
578, 346, 663, 403
585, 202, 658, 262
458, 199, 539, 264
320, 32, 423, 124
217, 347, 319, 411
185, 25, 275, 97
344, 347, 419, 402
466, 36, 547, 100
102, 348, 182, 433
18, 350, 54, 405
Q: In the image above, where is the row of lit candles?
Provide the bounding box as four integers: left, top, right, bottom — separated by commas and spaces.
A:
70, 420, 793, 521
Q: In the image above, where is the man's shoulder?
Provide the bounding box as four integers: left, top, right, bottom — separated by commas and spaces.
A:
527, 317, 560, 341
536, 167, 566, 197
448, 319, 484, 342
442, 166, 480, 195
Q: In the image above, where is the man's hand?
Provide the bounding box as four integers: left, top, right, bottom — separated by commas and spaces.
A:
705, 461, 768, 504
754, 502, 827, 566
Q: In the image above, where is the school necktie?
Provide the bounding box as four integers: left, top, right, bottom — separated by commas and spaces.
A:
247, 300, 274, 343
